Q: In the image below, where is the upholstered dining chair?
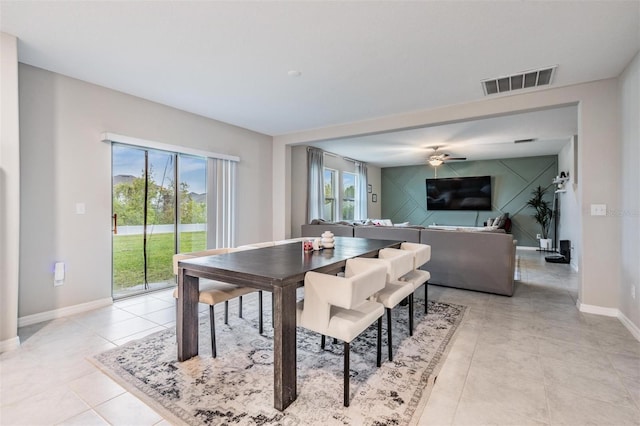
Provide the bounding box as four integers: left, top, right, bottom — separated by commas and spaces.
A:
296, 258, 387, 407
172, 248, 263, 358
360, 248, 415, 362
398, 242, 432, 317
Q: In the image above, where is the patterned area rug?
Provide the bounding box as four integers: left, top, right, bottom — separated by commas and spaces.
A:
92, 296, 466, 426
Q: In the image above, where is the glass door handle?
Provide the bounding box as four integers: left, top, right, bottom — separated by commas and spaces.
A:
112, 213, 118, 235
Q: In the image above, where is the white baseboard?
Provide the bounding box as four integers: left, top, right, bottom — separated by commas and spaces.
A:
618, 312, 640, 341
577, 300, 640, 342
576, 301, 619, 317
0, 336, 20, 353
18, 297, 113, 328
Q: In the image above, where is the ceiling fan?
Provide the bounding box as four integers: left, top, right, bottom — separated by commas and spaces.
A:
427, 147, 467, 167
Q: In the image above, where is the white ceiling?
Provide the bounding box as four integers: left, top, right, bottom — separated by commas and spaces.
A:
309, 105, 579, 167
1, 1, 638, 166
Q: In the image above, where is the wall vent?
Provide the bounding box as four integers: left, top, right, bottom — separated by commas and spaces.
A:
482, 66, 557, 96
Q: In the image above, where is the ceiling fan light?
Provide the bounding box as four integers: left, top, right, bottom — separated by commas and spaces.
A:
429, 158, 444, 167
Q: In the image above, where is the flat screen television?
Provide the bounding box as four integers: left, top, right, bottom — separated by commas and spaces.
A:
426, 176, 492, 211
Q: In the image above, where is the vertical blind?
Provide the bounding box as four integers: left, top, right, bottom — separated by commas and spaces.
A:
208, 158, 237, 249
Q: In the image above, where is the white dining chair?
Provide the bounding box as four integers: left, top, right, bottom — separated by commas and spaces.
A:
173, 248, 263, 358
359, 248, 415, 362
296, 258, 387, 407
398, 242, 432, 316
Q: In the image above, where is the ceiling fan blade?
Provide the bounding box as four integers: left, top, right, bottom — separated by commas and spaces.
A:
446, 157, 467, 161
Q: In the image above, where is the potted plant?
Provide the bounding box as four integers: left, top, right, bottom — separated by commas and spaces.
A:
526, 185, 553, 249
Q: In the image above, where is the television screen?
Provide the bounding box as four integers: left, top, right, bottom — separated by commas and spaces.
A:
426, 176, 492, 211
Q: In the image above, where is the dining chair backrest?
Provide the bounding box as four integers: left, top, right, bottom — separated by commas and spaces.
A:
236, 241, 276, 249
173, 248, 230, 275
376, 248, 415, 281
400, 242, 431, 269
301, 258, 386, 329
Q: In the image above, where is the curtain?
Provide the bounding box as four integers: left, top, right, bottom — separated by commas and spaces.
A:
208, 158, 237, 248
307, 148, 324, 223
355, 161, 368, 220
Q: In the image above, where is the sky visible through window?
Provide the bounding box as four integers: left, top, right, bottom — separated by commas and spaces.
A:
112, 145, 207, 194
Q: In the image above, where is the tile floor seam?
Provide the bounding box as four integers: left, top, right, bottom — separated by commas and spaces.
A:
606, 352, 640, 413
449, 322, 479, 426
541, 356, 639, 412
536, 352, 554, 426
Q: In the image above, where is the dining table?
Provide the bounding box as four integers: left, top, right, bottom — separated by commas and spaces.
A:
176, 236, 401, 411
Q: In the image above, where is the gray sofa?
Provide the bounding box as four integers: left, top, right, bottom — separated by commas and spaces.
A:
301, 223, 355, 237
419, 229, 516, 296
300, 223, 516, 296
353, 225, 422, 243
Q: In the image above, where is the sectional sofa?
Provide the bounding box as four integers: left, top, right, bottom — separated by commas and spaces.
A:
301, 223, 516, 296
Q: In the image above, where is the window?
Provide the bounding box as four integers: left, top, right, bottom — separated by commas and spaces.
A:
108, 133, 238, 300
342, 172, 356, 220
324, 168, 337, 221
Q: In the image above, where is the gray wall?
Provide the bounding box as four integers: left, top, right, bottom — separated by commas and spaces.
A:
619, 52, 640, 329
381, 156, 558, 247
18, 64, 273, 318
0, 33, 21, 349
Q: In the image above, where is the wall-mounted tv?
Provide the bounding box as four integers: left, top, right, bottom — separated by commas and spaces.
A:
426, 176, 492, 211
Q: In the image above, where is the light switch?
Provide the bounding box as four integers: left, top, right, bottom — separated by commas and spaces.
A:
590, 204, 607, 216
76, 203, 86, 214
54, 262, 65, 286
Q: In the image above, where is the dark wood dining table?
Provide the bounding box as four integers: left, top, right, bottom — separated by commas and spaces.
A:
176, 236, 401, 411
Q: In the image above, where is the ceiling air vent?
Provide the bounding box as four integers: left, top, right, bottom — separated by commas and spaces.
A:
482, 66, 557, 96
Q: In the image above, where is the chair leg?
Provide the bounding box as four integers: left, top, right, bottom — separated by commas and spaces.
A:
258, 291, 263, 334
175, 299, 178, 344
224, 300, 229, 324
425, 282, 429, 314
344, 341, 350, 407
209, 305, 217, 358
387, 308, 393, 362
333, 338, 338, 344
321, 334, 326, 350
377, 317, 382, 367
239, 295, 243, 318
409, 293, 414, 336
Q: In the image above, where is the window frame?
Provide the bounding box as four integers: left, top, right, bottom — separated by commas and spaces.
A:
323, 167, 338, 221
341, 171, 357, 221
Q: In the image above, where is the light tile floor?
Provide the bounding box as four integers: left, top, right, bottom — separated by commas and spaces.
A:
421, 250, 640, 425
0, 249, 638, 425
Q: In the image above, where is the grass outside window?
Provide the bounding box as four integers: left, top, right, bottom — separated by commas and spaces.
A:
113, 231, 205, 291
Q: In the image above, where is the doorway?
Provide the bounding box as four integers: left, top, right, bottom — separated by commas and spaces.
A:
111, 144, 207, 299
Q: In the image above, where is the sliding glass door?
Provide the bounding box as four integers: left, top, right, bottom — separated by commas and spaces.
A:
111, 144, 207, 299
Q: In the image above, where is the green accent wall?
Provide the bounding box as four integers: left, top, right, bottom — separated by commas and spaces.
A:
381, 156, 558, 246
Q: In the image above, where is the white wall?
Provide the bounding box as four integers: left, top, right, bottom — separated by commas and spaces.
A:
0, 33, 21, 351
619, 52, 640, 329
557, 136, 580, 270
17, 64, 273, 318
274, 78, 623, 316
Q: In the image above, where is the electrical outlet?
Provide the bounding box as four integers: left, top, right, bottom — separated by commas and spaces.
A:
632, 286, 636, 300
536, 234, 541, 239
